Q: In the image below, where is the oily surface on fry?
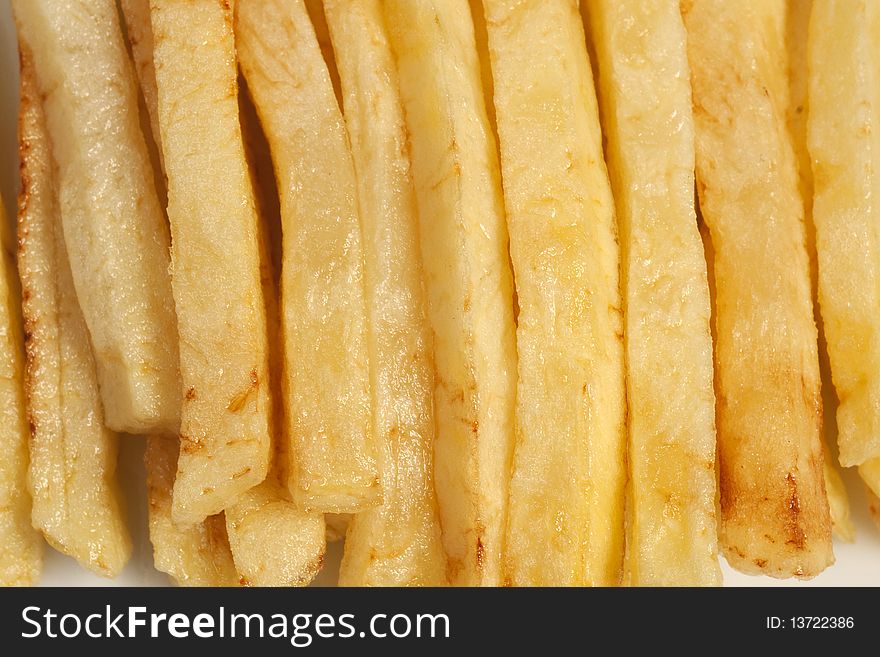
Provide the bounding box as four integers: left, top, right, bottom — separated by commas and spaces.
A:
785, 0, 853, 540
151, 0, 271, 524
808, 0, 880, 469
235, 0, 378, 514
0, 187, 41, 587
222, 82, 327, 589
684, 0, 832, 578
12, 0, 180, 435
587, 0, 719, 586
384, 0, 518, 587
485, 0, 625, 587
7, 0, 880, 590
18, 55, 131, 577
145, 436, 238, 587
325, 0, 446, 586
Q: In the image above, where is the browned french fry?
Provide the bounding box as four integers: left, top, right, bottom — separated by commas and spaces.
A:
150, 0, 271, 523
783, 0, 853, 542
683, 0, 832, 578
12, 0, 180, 435
18, 52, 131, 577
0, 184, 41, 587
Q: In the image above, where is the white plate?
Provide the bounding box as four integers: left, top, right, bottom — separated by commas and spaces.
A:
2, 0, 878, 588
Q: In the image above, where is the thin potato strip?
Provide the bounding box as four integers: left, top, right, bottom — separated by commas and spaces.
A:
808, 0, 880, 469
151, 0, 271, 523
224, 477, 325, 587
235, 0, 378, 514
12, 0, 180, 434
683, 0, 832, 578
823, 454, 854, 542
18, 54, 131, 577
784, 0, 853, 541
145, 436, 238, 586
586, 0, 720, 586
304, 0, 342, 109
223, 89, 326, 588
120, 0, 162, 173
0, 192, 41, 586
324, 0, 447, 586
384, 0, 518, 586
482, 0, 625, 586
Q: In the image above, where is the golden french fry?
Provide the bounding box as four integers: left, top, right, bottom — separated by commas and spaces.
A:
145, 436, 238, 586
150, 0, 271, 523
235, 0, 378, 514
12, 0, 180, 435
120, 0, 162, 172
224, 477, 325, 587
683, 0, 832, 578
481, 0, 625, 586
784, 0, 853, 543
324, 0, 447, 586
18, 54, 131, 577
384, 0, 518, 586
0, 187, 42, 587
808, 0, 880, 470
304, 0, 342, 107
222, 87, 326, 588
586, 0, 719, 586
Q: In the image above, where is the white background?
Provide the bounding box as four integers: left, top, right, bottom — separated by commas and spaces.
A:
2, 0, 878, 587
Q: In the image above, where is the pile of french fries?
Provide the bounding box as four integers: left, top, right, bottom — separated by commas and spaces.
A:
1, 0, 878, 587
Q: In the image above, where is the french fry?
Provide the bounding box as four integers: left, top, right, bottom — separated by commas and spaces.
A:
822, 454, 853, 542
468, 0, 497, 135
808, 1, 880, 473
860, 458, 880, 500
145, 436, 238, 586
384, 0, 518, 586
586, 0, 719, 586
224, 477, 325, 587
304, 0, 342, 108
11, 0, 180, 435
222, 86, 326, 589
784, 0, 854, 542
481, 0, 625, 586
0, 192, 42, 586
120, 0, 162, 174
683, 0, 832, 578
150, 0, 271, 523
235, 0, 378, 514
17, 54, 131, 577
324, 0, 447, 586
